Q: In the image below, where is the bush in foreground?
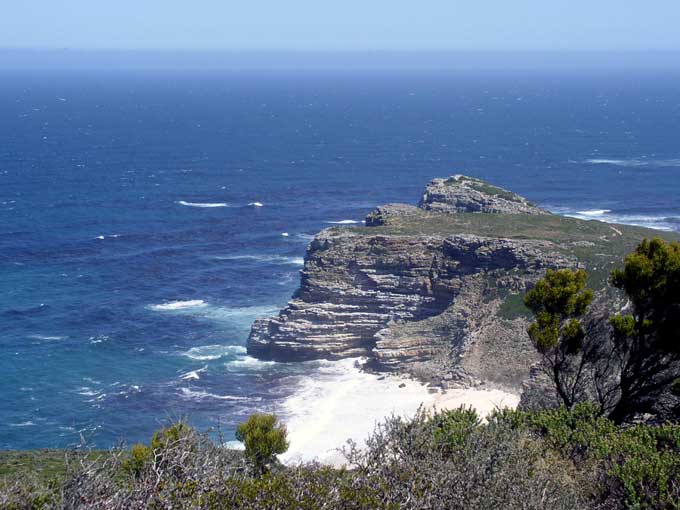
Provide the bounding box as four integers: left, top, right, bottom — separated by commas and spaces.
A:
1, 408, 678, 509
235, 414, 289, 475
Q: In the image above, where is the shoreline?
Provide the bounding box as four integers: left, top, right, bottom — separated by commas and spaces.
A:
278, 358, 519, 466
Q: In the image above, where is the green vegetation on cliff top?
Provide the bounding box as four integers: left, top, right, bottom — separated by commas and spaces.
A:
444, 176, 526, 203
340, 210, 680, 288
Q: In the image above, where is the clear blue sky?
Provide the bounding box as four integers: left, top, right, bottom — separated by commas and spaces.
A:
2, 0, 679, 51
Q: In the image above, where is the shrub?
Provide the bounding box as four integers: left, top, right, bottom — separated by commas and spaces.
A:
2, 411, 678, 509
496, 404, 680, 509
606, 424, 680, 509
235, 414, 289, 476
431, 406, 480, 450
343, 407, 586, 510
122, 443, 152, 476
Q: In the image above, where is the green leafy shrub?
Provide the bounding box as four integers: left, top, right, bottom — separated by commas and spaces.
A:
431, 406, 480, 450
605, 424, 680, 509
495, 404, 680, 508
523, 403, 616, 460
235, 414, 289, 475
121, 421, 192, 477
122, 443, 152, 477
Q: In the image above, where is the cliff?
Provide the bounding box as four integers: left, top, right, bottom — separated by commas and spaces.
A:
247, 176, 679, 392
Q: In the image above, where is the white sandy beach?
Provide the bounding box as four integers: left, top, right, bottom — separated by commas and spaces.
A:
279, 358, 519, 466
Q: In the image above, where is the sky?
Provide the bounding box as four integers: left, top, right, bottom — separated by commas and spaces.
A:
1, 0, 680, 52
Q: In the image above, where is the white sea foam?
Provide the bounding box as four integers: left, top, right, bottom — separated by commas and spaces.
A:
215, 254, 304, 266
77, 386, 101, 397
576, 209, 611, 216
248, 202, 264, 207
201, 306, 279, 326
548, 203, 679, 232
561, 209, 678, 231
178, 387, 259, 402
150, 300, 207, 311
181, 345, 247, 361
177, 200, 230, 208
605, 215, 677, 231
279, 358, 519, 465
583, 158, 680, 168
179, 365, 208, 380
10, 421, 36, 427
152, 301, 278, 328
226, 355, 277, 369
28, 334, 67, 341
326, 219, 360, 224
281, 232, 289, 237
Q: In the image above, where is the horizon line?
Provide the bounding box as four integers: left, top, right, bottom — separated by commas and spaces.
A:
3, 48, 680, 54
3, 48, 680, 72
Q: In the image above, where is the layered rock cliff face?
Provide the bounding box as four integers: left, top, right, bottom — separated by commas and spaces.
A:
248, 176, 674, 392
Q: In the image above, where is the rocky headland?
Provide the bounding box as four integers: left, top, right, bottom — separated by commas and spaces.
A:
248, 175, 678, 395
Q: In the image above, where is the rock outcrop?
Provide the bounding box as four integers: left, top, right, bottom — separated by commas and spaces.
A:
418, 175, 546, 215
247, 175, 675, 392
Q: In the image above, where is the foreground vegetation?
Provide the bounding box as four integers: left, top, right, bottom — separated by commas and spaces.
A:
1, 406, 678, 510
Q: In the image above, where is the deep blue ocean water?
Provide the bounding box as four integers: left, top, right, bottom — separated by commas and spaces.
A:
2, 69, 680, 449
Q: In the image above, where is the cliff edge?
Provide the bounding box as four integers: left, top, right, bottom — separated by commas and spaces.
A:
247, 176, 678, 393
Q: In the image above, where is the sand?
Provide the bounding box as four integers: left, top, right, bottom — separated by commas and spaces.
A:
279, 358, 519, 466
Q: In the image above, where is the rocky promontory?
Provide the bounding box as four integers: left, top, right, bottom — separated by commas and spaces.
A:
247, 175, 678, 392
418, 175, 546, 215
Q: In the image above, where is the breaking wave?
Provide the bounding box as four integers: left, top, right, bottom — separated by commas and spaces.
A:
583, 158, 680, 168
151, 300, 278, 328
225, 355, 278, 369
214, 254, 304, 266
28, 334, 67, 341
179, 365, 209, 380
177, 201, 230, 208
178, 388, 260, 402
149, 300, 207, 311
555, 208, 679, 231
575, 209, 611, 216
181, 345, 247, 361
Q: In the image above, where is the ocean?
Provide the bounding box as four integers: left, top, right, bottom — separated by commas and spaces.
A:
2, 68, 679, 449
